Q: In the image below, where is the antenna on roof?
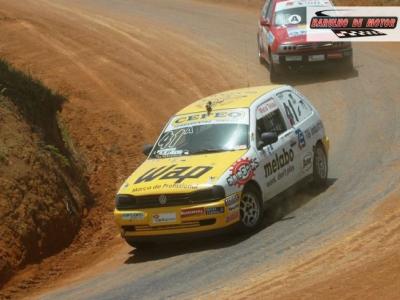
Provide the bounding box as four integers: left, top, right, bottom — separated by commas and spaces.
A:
206, 101, 212, 115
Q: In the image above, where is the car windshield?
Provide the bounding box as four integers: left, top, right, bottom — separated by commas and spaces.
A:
274, 7, 307, 26
150, 109, 249, 158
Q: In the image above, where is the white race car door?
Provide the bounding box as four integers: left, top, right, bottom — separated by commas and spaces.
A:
255, 98, 297, 200
275, 89, 314, 183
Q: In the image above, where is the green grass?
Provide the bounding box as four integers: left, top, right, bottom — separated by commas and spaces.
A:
43, 144, 70, 168
0, 150, 7, 164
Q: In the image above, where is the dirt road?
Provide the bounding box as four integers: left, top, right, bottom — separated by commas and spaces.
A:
0, 0, 399, 299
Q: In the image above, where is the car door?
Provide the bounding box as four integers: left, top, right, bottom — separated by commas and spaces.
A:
255, 98, 297, 201
275, 89, 315, 182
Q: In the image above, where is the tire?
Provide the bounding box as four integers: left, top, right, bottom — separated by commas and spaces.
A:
125, 238, 154, 249
313, 143, 328, 186
342, 55, 354, 72
238, 184, 263, 233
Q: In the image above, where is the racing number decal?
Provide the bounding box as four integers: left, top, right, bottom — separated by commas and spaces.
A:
158, 128, 193, 150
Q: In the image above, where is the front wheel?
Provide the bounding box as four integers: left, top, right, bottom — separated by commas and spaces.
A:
313, 143, 328, 186
342, 55, 354, 72
238, 185, 263, 233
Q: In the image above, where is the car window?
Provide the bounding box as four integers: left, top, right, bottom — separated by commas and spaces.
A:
256, 102, 286, 148
274, 7, 307, 26
150, 108, 250, 158
289, 92, 313, 122
276, 90, 312, 126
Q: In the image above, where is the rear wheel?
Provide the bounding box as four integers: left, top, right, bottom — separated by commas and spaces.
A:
342, 55, 354, 72
238, 185, 263, 233
313, 143, 328, 186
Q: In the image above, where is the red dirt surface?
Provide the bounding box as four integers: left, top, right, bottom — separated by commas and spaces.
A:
0, 0, 242, 298
206, 187, 400, 300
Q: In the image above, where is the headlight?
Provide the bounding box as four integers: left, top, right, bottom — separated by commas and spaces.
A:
189, 185, 226, 203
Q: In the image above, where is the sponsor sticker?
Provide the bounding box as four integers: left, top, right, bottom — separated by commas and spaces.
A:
181, 208, 205, 218
226, 157, 259, 187
287, 28, 307, 38
264, 148, 294, 178
152, 212, 176, 224
226, 210, 240, 223
295, 128, 306, 150
122, 212, 145, 221
224, 193, 240, 211
205, 207, 225, 215
167, 108, 249, 130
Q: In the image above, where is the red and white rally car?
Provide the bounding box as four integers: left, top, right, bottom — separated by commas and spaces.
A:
257, 0, 354, 82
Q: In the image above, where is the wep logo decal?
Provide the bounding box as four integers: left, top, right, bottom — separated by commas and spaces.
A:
135, 165, 213, 184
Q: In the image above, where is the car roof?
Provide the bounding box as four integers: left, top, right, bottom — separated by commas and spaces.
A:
176, 85, 284, 115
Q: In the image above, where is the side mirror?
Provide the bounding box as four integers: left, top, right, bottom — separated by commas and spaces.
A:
259, 132, 278, 149
143, 144, 154, 156
260, 18, 271, 27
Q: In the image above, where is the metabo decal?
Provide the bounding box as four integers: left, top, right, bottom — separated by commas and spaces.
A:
226, 157, 259, 187
134, 165, 212, 184
264, 148, 295, 186
295, 128, 306, 150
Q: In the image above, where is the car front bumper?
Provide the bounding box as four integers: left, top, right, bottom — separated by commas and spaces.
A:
272, 47, 353, 70
114, 193, 241, 239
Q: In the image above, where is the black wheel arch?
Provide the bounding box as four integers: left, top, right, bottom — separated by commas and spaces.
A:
242, 180, 263, 208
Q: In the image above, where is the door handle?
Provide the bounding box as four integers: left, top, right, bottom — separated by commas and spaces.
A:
290, 139, 297, 147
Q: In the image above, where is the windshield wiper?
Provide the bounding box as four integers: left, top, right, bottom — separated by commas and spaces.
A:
194, 148, 229, 154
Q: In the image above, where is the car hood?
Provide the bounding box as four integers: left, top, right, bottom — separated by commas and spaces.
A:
118, 150, 248, 195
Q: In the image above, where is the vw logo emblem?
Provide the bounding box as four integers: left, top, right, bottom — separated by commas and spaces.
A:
159, 195, 167, 205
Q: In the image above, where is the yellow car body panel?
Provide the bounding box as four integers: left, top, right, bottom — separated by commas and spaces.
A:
118, 150, 247, 196
114, 195, 240, 237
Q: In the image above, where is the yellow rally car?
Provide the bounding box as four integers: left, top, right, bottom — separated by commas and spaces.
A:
114, 85, 329, 247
